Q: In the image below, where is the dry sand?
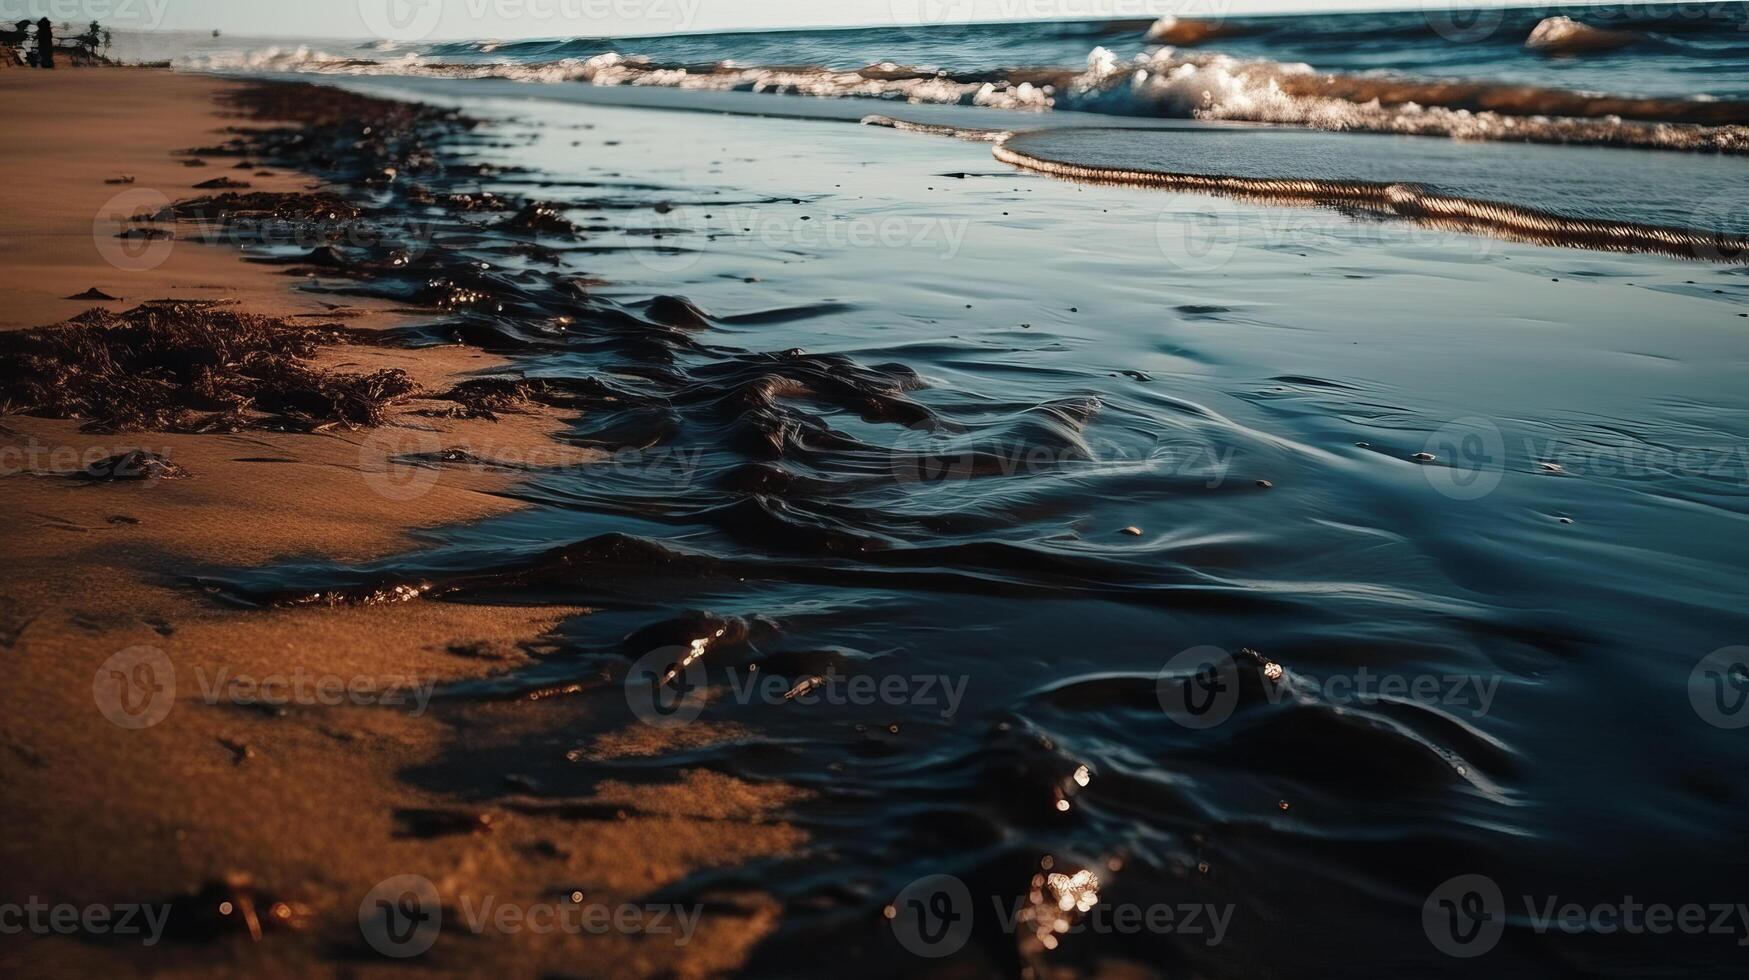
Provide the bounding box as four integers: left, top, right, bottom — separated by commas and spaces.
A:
0, 69, 805, 977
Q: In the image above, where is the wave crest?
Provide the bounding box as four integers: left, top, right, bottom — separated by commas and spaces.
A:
1143, 16, 1243, 46
1526, 16, 1644, 55
179, 42, 1749, 154
992, 137, 1749, 261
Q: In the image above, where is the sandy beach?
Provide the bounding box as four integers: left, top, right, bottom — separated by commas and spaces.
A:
0, 69, 802, 977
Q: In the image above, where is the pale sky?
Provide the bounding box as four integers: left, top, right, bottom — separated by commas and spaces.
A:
62, 0, 1658, 40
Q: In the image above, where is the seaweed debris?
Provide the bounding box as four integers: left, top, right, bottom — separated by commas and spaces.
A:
0, 301, 414, 433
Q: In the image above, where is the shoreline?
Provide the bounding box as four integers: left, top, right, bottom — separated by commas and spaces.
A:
0, 69, 579, 621
0, 69, 801, 976
7, 41, 1748, 978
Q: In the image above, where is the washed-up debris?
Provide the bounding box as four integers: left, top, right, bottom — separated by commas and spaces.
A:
393, 807, 499, 839
0, 301, 413, 433
77, 450, 189, 481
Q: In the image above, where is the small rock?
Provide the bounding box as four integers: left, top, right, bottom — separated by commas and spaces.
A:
393, 808, 498, 839
520, 839, 569, 860
1120, 526, 1143, 536
217, 737, 254, 765
1255, 479, 1273, 488
1412, 452, 1437, 462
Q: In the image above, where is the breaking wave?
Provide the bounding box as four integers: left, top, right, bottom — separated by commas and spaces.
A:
179, 41, 1749, 155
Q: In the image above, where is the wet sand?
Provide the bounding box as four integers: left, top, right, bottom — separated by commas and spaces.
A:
0, 70, 802, 976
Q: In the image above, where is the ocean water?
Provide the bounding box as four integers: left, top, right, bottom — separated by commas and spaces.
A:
149, 4, 1749, 99
142, 3, 1749, 242
154, 7, 1749, 977
157, 4, 1749, 132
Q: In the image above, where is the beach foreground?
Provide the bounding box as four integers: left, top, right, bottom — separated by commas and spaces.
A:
0, 70, 804, 978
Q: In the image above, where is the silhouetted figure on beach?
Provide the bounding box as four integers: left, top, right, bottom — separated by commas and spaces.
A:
36, 17, 54, 69
75, 20, 108, 57
5, 20, 30, 66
